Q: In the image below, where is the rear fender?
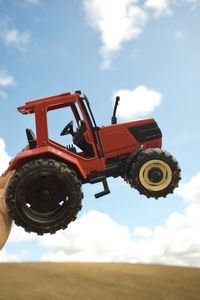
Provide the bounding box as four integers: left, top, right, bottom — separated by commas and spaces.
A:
3, 146, 88, 179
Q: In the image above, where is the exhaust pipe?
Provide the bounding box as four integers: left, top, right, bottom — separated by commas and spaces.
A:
111, 96, 120, 125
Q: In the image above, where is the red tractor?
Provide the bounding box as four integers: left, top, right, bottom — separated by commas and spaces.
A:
4, 91, 181, 235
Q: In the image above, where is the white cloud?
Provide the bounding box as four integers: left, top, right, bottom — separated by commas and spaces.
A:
83, 0, 147, 69
0, 244, 29, 262
40, 204, 200, 266
41, 210, 134, 262
0, 70, 15, 87
0, 226, 36, 262
134, 226, 153, 238
84, 0, 198, 68
0, 70, 15, 100
145, 0, 172, 17
113, 85, 162, 120
0, 19, 30, 52
152, 203, 200, 266
0, 248, 19, 262
8, 225, 37, 243
0, 138, 11, 175
176, 172, 200, 203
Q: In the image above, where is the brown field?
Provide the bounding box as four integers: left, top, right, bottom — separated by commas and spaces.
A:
0, 263, 199, 300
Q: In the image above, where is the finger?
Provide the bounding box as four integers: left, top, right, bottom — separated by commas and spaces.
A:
0, 215, 12, 250
0, 171, 14, 213
0, 189, 12, 250
0, 171, 14, 190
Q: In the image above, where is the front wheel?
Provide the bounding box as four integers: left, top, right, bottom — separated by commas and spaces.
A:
128, 148, 181, 199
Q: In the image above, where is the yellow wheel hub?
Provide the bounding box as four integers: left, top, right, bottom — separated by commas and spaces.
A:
139, 159, 172, 192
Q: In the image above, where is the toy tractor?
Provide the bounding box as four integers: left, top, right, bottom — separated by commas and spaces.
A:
4, 91, 181, 235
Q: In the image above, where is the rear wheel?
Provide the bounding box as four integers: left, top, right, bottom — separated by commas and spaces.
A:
6, 159, 83, 235
128, 148, 181, 199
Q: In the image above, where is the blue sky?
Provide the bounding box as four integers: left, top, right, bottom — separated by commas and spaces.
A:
0, 0, 200, 265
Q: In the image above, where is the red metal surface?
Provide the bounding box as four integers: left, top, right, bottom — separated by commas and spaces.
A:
99, 119, 162, 158
5, 145, 105, 179
3, 91, 162, 179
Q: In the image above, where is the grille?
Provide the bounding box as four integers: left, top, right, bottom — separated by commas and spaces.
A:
128, 122, 162, 143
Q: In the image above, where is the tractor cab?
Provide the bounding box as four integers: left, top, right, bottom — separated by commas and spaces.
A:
18, 91, 104, 159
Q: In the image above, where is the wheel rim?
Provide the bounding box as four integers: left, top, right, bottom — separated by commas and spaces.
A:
18, 172, 70, 224
139, 159, 172, 191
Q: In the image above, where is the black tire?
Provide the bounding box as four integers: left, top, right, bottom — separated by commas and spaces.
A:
6, 159, 83, 235
128, 148, 181, 199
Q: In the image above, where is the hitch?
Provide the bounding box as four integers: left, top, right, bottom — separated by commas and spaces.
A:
95, 179, 110, 199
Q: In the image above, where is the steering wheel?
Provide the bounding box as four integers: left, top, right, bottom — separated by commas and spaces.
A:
60, 120, 74, 136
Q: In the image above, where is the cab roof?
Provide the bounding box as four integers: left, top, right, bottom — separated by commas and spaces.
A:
17, 92, 79, 114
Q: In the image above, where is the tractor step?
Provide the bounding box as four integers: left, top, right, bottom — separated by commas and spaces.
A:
95, 179, 110, 199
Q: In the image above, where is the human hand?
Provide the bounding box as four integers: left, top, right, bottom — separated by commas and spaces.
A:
0, 172, 13, 250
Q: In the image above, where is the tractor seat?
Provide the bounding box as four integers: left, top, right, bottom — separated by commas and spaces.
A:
26, 128, 36, 149
73, 120, 94, 156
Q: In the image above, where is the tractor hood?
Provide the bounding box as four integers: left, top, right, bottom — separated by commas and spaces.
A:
99, 118, 162, 158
